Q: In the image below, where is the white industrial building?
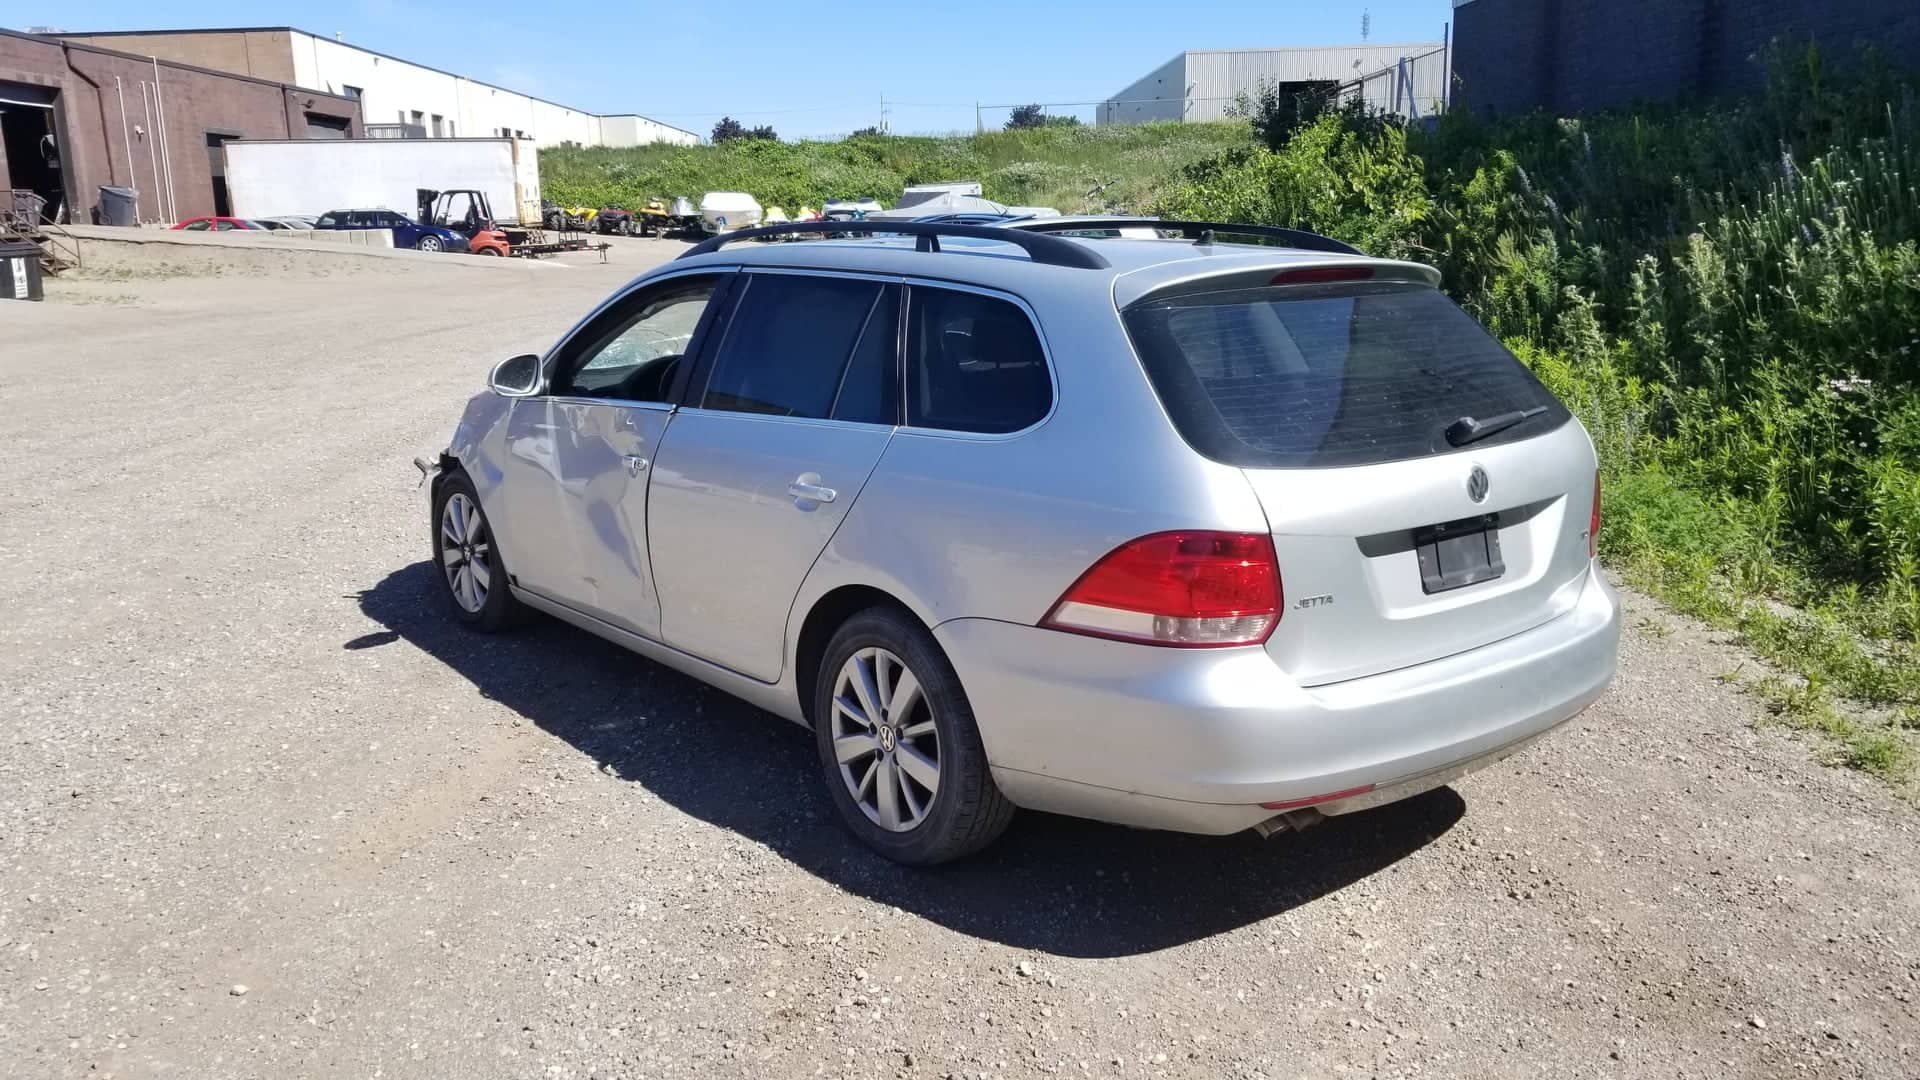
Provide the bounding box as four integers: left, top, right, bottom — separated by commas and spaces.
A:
53, 27, 701, 147
1101, 43, 1448, 125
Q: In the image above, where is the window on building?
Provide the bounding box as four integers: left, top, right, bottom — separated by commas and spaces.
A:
341, 84, 363, 100
431, 114, 444, 137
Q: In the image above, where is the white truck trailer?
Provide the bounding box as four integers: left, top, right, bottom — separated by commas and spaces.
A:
222, 138, 541, 226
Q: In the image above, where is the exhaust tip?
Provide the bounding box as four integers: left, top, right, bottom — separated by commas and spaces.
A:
1252, 806, 1327, 839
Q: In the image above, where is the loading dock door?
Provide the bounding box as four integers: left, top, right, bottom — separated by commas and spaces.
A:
206, 132, 238, 216
0, 81, 64, 223
305, 113, 350, 139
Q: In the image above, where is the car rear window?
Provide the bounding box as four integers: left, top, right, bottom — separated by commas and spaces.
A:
1121, 281, 1570, 468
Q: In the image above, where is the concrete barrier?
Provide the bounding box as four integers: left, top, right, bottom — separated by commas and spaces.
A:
280, 228, 395, 250
59, 224, 544, 272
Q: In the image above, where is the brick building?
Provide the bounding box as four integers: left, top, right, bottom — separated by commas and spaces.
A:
1451, 0, 1920, 114
0, 28, 361, 225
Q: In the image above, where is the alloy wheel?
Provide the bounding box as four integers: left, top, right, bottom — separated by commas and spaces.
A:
440, 492, 491, 613
831, 647, 940, 832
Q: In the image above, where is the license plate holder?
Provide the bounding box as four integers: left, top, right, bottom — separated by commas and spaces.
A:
1414, 514, 1504, 594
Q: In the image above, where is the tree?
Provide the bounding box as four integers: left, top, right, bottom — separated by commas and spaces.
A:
747, 124, 779, 141
1229, 79, 1346, 150
711, 116, 746, 143
1005, 103, 1047, 130
849, 126, 883, 138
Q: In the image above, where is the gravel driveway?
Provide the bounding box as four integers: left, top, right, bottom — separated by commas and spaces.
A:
2, 241, 1915, 1079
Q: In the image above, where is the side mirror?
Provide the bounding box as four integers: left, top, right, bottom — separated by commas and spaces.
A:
488, 353, 543, 397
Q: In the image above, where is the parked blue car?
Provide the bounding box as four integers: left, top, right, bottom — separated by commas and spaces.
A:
312, 208, 466, 252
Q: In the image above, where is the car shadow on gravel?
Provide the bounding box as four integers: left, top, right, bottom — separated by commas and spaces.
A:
357, 561, 1464, 959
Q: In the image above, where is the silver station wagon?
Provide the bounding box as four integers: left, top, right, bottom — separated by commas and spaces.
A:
421, 218, 1621, 864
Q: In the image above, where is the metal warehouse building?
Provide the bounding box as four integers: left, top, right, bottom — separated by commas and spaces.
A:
1101, 43, 1447, 125
53, 27, 699, 148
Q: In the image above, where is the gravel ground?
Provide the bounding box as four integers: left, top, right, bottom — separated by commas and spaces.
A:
2, 240, 1915, 1080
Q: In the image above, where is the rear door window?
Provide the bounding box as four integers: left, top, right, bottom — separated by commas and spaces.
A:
828, 285, 900, 425
905, 286, 1051, 434
700, 273, 888, 419
1121, 281, 1570, 468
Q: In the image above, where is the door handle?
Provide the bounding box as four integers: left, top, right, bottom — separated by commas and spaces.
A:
624, 454, 649, 476
787, 475, 837, 504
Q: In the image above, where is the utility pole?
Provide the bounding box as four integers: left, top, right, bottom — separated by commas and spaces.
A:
975, 102, 982, 134
1362, 8, 1371, 42
880, 93, 890, 134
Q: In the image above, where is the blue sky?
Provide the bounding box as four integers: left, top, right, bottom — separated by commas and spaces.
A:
26, 0, 1453, 138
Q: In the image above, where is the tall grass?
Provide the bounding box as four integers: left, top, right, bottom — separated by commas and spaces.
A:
540, 122, 1256, 215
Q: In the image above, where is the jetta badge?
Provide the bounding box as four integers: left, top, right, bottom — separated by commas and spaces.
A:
1466, 464, 1490, 504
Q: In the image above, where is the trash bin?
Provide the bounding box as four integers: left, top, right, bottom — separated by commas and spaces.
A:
98, 186, 139, 226
9, 189, 48, 223
0, 241, 45, 302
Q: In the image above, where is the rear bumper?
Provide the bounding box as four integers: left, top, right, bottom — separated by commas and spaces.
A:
935, 563, 1621, 835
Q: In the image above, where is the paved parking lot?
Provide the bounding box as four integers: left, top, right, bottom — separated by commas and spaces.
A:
2, 240, 1916, 1079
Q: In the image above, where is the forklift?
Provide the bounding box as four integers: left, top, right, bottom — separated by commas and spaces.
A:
417, 189, 604, 259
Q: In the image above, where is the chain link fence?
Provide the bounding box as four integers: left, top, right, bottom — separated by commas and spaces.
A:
1337, 46, 1451, 120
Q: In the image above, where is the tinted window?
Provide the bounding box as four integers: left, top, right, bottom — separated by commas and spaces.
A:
830, 285, 899, 425
315, 213, 338, 228
905, 287, 1050, 434
552, 276, 717, 401
181, 220, 212, 231
1121, 282, 1570, 468
702, 274, 884, 418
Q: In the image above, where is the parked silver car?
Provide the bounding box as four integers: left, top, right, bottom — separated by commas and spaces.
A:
420, 219, 1620, 864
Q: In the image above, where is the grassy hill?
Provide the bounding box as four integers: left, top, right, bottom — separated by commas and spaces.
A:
538, 122, 1256, 214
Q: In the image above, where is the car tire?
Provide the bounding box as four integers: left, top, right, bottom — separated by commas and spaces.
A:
431, 469, 525, 632
478, 247, 502, 256
813, 607, 1014, 864
416, 235, 443, 252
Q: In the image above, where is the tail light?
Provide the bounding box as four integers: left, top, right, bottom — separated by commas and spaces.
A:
1589, 472, 1602, 558
1270, 265, 1374, 286
1041, 531, 1281, 647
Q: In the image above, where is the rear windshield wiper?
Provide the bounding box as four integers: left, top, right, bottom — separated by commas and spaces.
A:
1444, 405, 1549, 447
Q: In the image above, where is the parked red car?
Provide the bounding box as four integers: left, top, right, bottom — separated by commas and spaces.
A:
171, 216, 263, 231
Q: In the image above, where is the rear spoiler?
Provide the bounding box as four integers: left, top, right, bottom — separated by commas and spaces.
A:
1115, 258, 1444, 310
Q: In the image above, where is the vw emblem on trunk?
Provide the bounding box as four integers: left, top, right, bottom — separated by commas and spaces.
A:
1466, 464, 1490, 504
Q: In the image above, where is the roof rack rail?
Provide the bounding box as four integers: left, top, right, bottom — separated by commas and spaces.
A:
1001, 218, 1363, 256
676, 219, 1110, 269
